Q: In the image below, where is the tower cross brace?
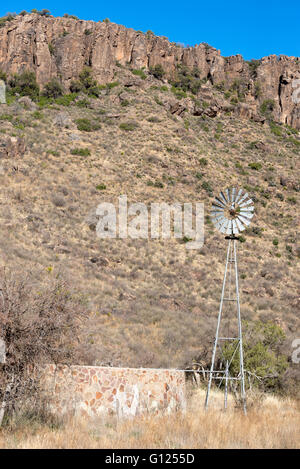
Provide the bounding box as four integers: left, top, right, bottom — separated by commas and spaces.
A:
205, 235, 247, 414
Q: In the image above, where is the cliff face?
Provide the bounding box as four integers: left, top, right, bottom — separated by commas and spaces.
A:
0, 14, 299, 127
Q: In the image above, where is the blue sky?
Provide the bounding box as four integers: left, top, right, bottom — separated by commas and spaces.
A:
1, 1, 300, 60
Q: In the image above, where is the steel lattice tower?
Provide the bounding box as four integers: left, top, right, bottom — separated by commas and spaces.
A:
204, 188, 254, 415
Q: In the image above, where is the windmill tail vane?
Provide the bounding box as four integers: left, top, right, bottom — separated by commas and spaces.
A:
205, 188, 254, 414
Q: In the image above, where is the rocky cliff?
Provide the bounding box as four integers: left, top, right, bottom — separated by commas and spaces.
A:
0, 13, 299, 127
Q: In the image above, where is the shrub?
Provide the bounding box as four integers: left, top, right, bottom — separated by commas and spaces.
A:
171, 86, 187, 99
202, 181, 212, 193
269, 122, 282, 137
199, 157, 208, 166
39, 9, 51, 17
70, 147, 91, 156
48, 42, 55, 55
170, 64, 201, 95
260, 99, 275, 117
9, 71, 40, 100
272, 238, 279, 246
0, 13, 15, 28
70, 67, 100, 96
248, 162, 262, 170
63, 13, 79, 20
96, 183, 106, 190
0, 69, 7, 82
132, 69, 146, 80
75, 118, 100, 132
246, 59, 261, 78
106, 81, 119, 89
223, 321, 288, 392
55, 93, 77, 106
119, 122, 138, 131
149, 64, 165, 80
0, 269, 85, 424
42, 79, 64, 99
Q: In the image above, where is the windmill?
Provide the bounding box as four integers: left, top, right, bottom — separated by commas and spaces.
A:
204, 188, 254, 414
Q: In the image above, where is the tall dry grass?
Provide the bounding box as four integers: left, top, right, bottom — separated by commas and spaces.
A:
0, 389, 299, 449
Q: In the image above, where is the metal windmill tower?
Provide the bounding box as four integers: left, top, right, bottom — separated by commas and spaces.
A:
204, 188, 254, 415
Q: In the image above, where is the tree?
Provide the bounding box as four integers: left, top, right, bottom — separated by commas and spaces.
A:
0, 268, 86, 425
42, 79, 64, 98
70, 67, 100, 97
149, 64, 165, 80
8, 71, 40, 100
223, 321, 288, 391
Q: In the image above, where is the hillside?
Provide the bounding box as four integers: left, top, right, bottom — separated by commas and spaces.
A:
0, 12, 299, 393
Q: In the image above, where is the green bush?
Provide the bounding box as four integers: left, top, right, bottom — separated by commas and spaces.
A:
223, 321, 288, 391
63, 13, 79, 19
199, 157, 208, 166
132, 69, 146, 80
48, 42, 55, 55
149, 64, 165, 80
96, 183, 106, 190
269, 122, 282, 137
0, 13, 15, 28
260, 99, 275, 117
55, 93, 77, 106
106, 81, 119, 89
170, 64, 201, 95
0, 69, 7, 82
272, 238, 279, 246
75, 118, 100, 132
70, 67, 101, 97
9, 71, 40, 100
70, 147, 91, 156
248, 162, 262, 170
201, 181, 212, 193
42, 79, 64, 99
119, 122, 138, 131
171, 86, 187, 99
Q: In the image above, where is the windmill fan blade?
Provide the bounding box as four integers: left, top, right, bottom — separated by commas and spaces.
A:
226, 188, 230, 204
235, 189, 244, 205
232, 219, 239, 234
215, 196, 226, 208
219, 219, 230, 233
239, 206, 254, 213
235, 218, 245, 232
215, 216, 226, 228
226, 220, 233, 234
211, 213, 224, 220
211, 208, 224, 214
212, 202, 225, 210
237, 192, 249, 205
216, 216, 227, 230
219, 191, 227, 204
239, 211, 254, 219
237, 215, 251, 226
239, 199, 254, 209
232, 187, 237, 203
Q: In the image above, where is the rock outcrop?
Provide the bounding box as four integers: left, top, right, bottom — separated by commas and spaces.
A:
0, 13, 299, 127
0, 135, 26, 159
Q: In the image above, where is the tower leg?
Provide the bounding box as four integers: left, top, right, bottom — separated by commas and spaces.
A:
233, 240, 247, 415
205, 240, 231, 410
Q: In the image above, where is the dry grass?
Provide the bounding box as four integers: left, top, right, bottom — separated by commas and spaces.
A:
0, 389, 299, 449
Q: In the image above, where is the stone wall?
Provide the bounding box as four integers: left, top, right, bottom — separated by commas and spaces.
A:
42, 365, 186, 418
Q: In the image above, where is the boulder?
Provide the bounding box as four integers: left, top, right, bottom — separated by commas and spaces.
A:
0, 136, 26, 159
53, 112, 72, 128
17, 96, 37, 110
